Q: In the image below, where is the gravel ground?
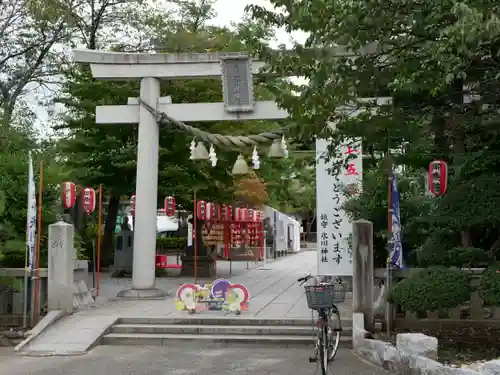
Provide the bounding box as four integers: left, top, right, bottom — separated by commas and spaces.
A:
0, 345, 385, 375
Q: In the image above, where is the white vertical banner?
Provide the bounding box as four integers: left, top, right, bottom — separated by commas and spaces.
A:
26, 152, 37, 271
316, 138, 363, 276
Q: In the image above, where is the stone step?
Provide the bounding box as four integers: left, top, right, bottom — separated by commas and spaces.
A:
111, 324, 352, 336
101, 333, 352, 348
117, 317, 354, 327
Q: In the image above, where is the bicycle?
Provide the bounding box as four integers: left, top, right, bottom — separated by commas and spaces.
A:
297, 273, 347, 375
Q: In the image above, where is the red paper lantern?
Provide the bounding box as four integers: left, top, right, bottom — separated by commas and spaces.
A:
164, 196, 176, 217
235, 207, 247, 222
246, 208, 254, 222
206, 202, 215, 221
216, 204, 223, 221
196, 201, 207, 220
61, 181, 76, 209
82, 187, 96, 214
428, 160, 448, 197
256, 210, 262, 222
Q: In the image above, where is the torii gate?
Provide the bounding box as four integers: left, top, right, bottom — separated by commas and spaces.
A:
73, 50, 288, 298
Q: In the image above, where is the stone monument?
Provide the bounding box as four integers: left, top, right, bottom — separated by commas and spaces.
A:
47, 221, 75, 313
180, 217, 215, 278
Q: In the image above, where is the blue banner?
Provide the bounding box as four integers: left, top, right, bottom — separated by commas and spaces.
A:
390, 173, 403, 268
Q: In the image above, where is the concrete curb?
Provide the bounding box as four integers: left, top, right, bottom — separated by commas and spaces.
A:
14, 310, 66, 353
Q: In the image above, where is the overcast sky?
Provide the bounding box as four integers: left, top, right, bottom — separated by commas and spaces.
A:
211, 0, 307, 47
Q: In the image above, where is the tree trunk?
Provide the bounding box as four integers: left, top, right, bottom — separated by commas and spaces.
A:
101, 195, 120, 266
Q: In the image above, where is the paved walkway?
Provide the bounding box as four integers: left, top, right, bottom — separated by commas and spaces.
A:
20, 252, 352, 355
3, 343, 386, 375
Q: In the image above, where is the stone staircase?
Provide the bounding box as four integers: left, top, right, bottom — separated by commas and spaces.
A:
100, 317, 353, 347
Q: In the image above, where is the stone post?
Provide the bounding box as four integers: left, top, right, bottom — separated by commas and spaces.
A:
117, 77, 167, 298
47, 221, 75, 313
352, 219, 374, 332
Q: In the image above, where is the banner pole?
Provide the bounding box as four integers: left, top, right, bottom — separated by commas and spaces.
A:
33, 159, 43, 325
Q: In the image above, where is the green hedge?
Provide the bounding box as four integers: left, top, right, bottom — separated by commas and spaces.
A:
418, 246, 486, 268
156, 236, 186, 249
388, 267, 471, 314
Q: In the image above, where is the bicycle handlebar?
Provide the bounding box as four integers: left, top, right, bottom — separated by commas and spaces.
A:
297, 274, 313, 285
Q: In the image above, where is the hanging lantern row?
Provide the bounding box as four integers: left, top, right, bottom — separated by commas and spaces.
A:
196, 201, 262, 223
61, 182, 96, 214
428, 160, 448, 197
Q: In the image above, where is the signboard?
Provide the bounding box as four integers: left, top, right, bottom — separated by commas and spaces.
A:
175, 279, 249, 314
315, 138, 363, 276
220, 55, 254, 113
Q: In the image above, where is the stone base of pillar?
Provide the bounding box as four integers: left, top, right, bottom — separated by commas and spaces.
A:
180, 256, 215, 278
116, 288, 169, 299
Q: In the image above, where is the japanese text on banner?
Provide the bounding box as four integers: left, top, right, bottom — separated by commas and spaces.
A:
315, 139, 363, 276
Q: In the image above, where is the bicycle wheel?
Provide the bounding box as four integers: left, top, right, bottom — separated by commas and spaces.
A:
327, 308, 342, 361
319, 322, 329, 375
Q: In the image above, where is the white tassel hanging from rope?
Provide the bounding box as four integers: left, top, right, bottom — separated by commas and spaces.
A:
209, 144, 217, 167
252, 146, 260, 169
189, 138, 196, 160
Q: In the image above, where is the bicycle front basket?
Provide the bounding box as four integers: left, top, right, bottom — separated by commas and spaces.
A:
304, 284, 347, 310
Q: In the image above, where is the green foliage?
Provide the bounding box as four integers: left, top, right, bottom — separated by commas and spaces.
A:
247, 0, 500, 274
74, 232, 90, 260
259, 156, 316, 215
479, 263, 500, 306
388, 267, 471, 314
418, 246, 487, 268
342, 167, 432, 267
156, 236, 186, 250
0, 127, 64, 267
427, 175, 500, 231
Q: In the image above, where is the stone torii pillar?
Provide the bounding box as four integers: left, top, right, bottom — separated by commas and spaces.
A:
121, 77, 161, 297
72, 50, 288, 298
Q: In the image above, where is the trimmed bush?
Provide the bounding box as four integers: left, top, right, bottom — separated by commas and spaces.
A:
388, 267, 471, 314
156, 236, 186, 249
479, 262, 500, 306
418, 245, 486, 268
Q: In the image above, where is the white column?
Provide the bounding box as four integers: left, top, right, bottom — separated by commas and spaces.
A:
47, 221, 75, 313
118, 77, 166, 298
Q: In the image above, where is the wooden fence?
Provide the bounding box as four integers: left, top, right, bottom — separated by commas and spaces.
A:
374, 268, 500, 329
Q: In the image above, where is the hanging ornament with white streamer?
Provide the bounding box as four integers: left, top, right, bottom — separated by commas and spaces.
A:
252, 146, 260, 169
189, 138, 196, 160
209, 144, 217, 167
281, 136, 289, 158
